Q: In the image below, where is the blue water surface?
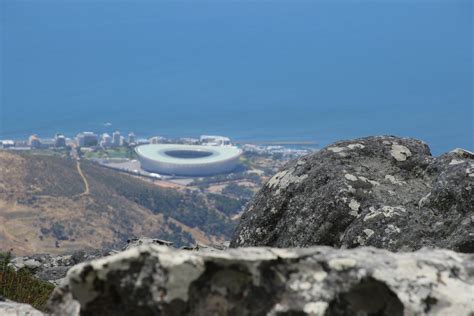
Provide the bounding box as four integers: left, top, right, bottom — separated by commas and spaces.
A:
1, 0, 472, 154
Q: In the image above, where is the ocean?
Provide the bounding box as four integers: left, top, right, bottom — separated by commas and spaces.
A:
1, 1, 472, 155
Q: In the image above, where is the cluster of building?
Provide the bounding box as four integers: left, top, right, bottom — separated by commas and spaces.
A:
148, 135, 231, 146
1, 131, 313, 160
0, 131, 136, 150
0, 132, 233, 151
75, 133, 232, 149
241, 144, 312, 158
76, 131, 136, 148
0, 134, 68, 150
200, 135, 232, 146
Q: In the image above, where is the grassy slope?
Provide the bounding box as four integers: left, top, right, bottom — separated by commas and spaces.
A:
0, 151, 236, 255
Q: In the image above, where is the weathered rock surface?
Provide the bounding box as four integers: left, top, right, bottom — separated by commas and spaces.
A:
123, 237, 174, 250
7, 238, 176, 285
231, 136, 474, 252
49, 244, 474, 315
0, 297, 44, 316
8, 249, 112, 286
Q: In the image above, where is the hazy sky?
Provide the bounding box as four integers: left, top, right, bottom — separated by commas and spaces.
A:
1, 0, 473, 152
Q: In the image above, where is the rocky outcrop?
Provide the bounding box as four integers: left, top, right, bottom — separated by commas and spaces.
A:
7, 238, 176, 285
8, 249, 112, 286
49, 244, 474, 315
231, 136, 474, 252
123, 237, 174, 250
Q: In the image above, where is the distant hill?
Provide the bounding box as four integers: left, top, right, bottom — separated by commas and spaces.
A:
0, 150, 236, 255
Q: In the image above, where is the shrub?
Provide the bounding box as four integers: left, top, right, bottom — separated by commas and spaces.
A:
222, 183, 255, 200
51, 222, 69, 241
0, 251, 55, 311
208, 193, 247, 216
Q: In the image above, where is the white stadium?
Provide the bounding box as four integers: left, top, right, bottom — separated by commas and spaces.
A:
135, 144, 242, 176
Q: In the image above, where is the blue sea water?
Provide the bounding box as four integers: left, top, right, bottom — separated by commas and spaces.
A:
1, 0, 472, 155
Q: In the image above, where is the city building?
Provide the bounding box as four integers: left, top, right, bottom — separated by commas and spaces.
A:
135, 144, 242, 176
120, 135, 126, 146
14, 140, 29, 148
28, 135, 42, 149
76, 132, 98, 147
112, 131, 121, 147
128, 132, 136, 144
100, 133, 112, 147
0, 140, 15, 149
181, 137, 200, 145
41, 138, 55, 148
200, 135, 231, 146
54, 134, 67, 148
149, 136, 166, 144
136, 138, 150, 145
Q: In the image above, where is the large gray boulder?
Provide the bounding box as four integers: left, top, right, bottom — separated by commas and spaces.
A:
231, 136, 474, 252
49, 244, 474, 315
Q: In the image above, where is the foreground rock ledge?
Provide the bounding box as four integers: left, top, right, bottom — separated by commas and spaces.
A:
0, 299, 44, 316
51, 245, 474, 315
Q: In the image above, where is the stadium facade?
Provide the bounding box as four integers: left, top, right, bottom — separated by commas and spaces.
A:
135, 144, 242, 176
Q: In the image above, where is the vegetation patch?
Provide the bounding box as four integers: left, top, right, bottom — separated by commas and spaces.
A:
0, 252, 55, 311
82, 161, 236, 238
208, 193, 247, 216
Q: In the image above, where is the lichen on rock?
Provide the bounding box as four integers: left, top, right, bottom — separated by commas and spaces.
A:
48, 245, 474, 316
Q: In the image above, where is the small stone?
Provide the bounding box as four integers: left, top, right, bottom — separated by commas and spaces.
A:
327, 147, 345, 153
449, 159, 465, 165
344, 174, 358, 181
313, 270, 328, 282
348, 199, 360, 211
384, 174, 404, 185
347, 143, 365, 150
24, 259, 42, 270
303, 302, 329, 315
328, 257, 357, 271
363, 229, 374, 238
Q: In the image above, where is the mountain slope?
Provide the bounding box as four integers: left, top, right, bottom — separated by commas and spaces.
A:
0, 150, 235, 255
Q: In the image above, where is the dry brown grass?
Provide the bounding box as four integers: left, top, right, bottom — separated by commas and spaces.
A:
0, 150, 236, 255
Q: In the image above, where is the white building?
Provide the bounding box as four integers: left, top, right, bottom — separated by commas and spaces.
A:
181, 137, 200, 145
200, 135, 231, 146
76, 132, 98, 147
150, 136, 166, 144
28, 135, 42, 149
0, 140, 15, 148
128, 132, 136, 144
112, 131, 121, 147
41, 139, 55, 148
136, 138, 150, 145
120, 135, 126, 146
54, 134, 67, 148
101, 133, 112, 147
